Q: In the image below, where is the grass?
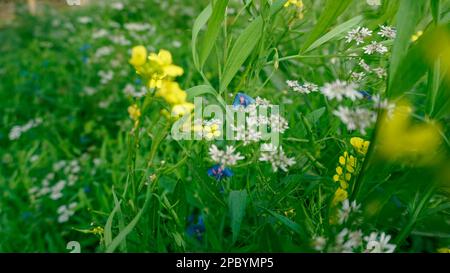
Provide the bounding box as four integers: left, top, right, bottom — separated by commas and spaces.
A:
0, 0, 449, 253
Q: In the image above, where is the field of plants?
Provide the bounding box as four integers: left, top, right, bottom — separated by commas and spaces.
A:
0, 0, 449, 253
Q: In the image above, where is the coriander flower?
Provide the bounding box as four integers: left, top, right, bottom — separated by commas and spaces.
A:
378, 25, 396, 39
259, 144, 296, 172
209, 145, 244, 167
286, 80, 319, 94
333, 106, 377, 135
321, 80, 362, 101
363, 41, 388, 55
358, 59, 371, 72
345, 27, 372, 45
338, 199, 361, 224
364, 232, 396, 253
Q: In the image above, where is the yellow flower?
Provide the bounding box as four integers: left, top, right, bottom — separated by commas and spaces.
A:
339, 152, 356, 173
203, 124, 221, 140
127, 104, 141, 121
350, 137, 370, 155
377, 101, 442, 164
129, 46, 147, 67
411, 30, 423, 42
284, 0, 303, 8
148, 49, 184, 78
332, 187, 348, 206
156, 81, 187, 105
437, 248, 450, 253
171, 102, 194, 118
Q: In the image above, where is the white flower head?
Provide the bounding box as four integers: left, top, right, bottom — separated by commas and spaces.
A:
287, 80, 319, 94
378, 25, 396, 39
345, 27, 373, 45
333, 106, 377, 135
321, 80, 362, 101
363, 41, 388, 55
259, 145, 296, 172
364, 232, 396, 253
338, 199, 361, 224
209, 144, 244, 167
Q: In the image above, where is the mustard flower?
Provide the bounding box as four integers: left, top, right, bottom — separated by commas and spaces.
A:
284, 0, 303, 8
332, 187, 348, 206
350, 137, 370, 156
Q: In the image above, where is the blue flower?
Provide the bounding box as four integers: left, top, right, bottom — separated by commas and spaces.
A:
79, 43, 91, 52
207, 164, 233, 180
358, 90, 372, 100
232, 92, 255, 108
186, 214, 206, 241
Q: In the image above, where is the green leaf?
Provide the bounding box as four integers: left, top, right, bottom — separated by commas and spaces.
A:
300, 0, 354, 53
199, 0, 229, 68
263, 208, 302, 235
185, 84, 226, 108
389, 25, 450, 99
387, 0, 426, 96
106, 185, 153, 253
304, 15, 363, 53
306, 107, 326, 124
228, 190, 248, 243
220, 17, 264, 91
192, 4, 212, 70
431, 0, 440, 25
104, 188, 121, 248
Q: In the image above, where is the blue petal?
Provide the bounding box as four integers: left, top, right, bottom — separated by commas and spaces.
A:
358, 90, 372, 100
233, 92, 255, 108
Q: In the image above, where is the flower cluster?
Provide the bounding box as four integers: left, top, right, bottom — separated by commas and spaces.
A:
129, 46, 193, 120
286, 80, 319, 94
208, 145, 244, 180
259, 143, 296, 172
8, 118, 43, 141
331, 137, 369, 206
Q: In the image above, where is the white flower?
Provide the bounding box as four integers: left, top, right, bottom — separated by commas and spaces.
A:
372, 67, 387, 78
367, 0, 381, 7
209, 145, 244, 167
111, 2, 124, 10
259, 145, 296, 172
94, 46, 114, 59
8, 126, 22, 140
123, 84, 147, 98
270, 114, 289, 133
333, 228, 363, 253
287, 80, 318, 94
364, 232, 396, 253
345, 27, 372, 45
378, 25, 396, 39
358, 59, 371, 72
255, 97, 271, 106
321, 80, 362, 101
373, 94, 396, 117
363, 41, 388, 55
8, 118, 42, 141
351, 72, 366, 82
124, 23, 154, 33
50, 180, 66, 200
84, 86, 97, 96
312, 236, 327, 251
98, 70, 114, 85
77, 16, 92, 24
338, 199, 361, 224
333, 106, 377, 135
92, 29, 109, 39
57, 202, 77, 223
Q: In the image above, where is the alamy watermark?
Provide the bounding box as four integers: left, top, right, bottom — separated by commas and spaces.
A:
170, 97, 286, 150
